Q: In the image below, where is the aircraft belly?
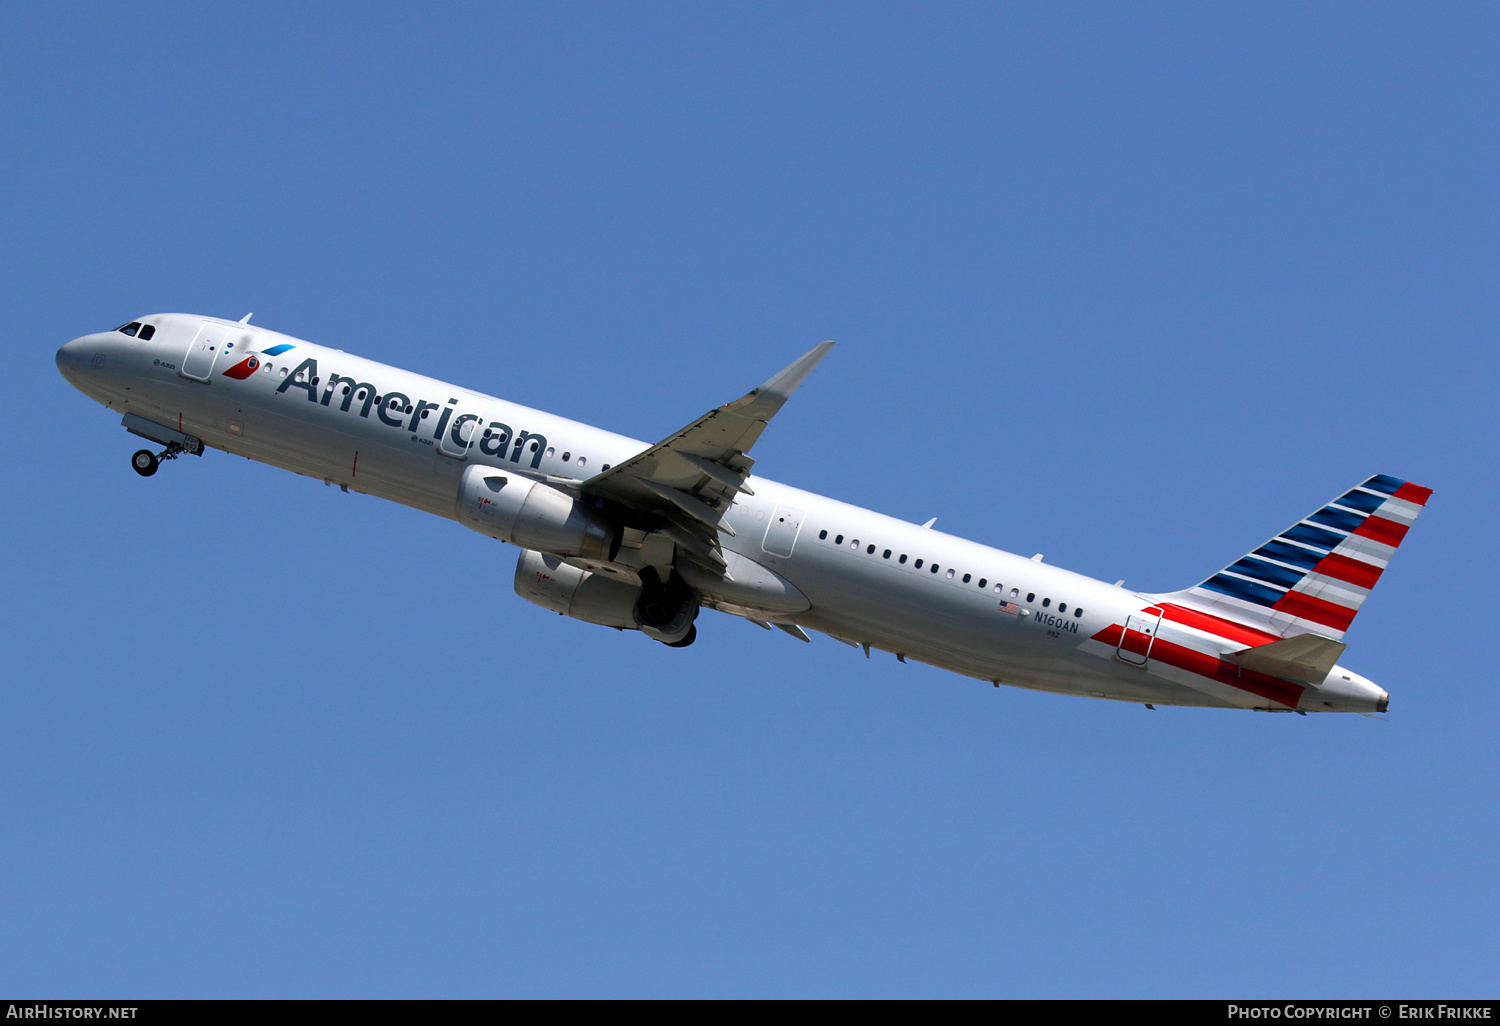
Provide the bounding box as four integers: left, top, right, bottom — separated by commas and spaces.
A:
781, 552, 1066, 681
759, 529, 1239, 706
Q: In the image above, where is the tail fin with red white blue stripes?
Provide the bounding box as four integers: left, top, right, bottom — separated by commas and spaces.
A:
1157, 475, 1432, 642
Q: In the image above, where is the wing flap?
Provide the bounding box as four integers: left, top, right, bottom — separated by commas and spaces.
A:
581, 342, 835, 564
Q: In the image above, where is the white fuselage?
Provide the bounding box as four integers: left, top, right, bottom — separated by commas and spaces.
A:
56, 313, 1389, 713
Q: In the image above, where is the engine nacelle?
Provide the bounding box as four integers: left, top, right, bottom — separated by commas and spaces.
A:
514, 550, 700, 644
513, 549, 641, 629
457, 464, 619, 560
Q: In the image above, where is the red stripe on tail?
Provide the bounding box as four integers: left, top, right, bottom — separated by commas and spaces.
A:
1272, 591, 1357, 631
1353, 515, 1409, 547
1157, 603, 1281, 647
1393, 482, 1433, 505
1311, 553, 1383, 590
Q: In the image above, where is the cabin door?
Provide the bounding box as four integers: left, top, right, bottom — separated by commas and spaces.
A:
180, 322, 235, 382
1116, 609, 1163, 666
438, 411, 482, 459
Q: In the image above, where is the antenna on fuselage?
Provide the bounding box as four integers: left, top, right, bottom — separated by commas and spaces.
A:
239, 312, 253, 324
922, 518, 937, 529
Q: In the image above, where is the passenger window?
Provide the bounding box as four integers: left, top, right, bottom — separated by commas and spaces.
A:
602, 464, 611, 471
119, 322, 141, 336
883, 549, 891, 559
577, 457, 586, 467
1074, 608, 1084, 618
978, 579, 986, 589
819, 530, 828, 540
1026, 593, 1035, 603
914, 559, 922, 568
138, 325, 156, 340
931, 564, 940, 574
851, 539, 859, 549
1058, 603, 1067, 613
962, 573, 971, 583
899, 555, 908, 564
835, 535, 844, 545
1010, 588, 1019, 598
562, 452, 571, 462
545, 447, 555, 457
867, 544, 876, 554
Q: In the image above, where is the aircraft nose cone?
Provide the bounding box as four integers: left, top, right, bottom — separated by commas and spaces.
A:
56, 337, 87, 380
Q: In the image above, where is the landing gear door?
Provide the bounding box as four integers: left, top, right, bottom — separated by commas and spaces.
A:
180, 322, 233, 382
1117, 608, 1163, 666
761, 504, 806, 558
438, 411, 482, 459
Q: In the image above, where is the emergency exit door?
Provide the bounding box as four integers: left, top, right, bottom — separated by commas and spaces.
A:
761, 504, 806, 558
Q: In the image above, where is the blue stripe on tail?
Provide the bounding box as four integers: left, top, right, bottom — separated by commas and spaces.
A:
1362, 474, 1405, 496
1227, 557, 1306, 590
1332, 489, 1387, 514
1308, 507, 1366, 533
1200, 574, 1283, 607
1282, 523, 1345, 551
1253, 540, 1324, 571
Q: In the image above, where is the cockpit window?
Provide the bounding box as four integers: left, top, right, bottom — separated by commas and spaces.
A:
117, 322, 141, 337
137, 324, 156, 340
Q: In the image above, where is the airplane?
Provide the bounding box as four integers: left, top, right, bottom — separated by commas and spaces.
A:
55, 313, 1430, 714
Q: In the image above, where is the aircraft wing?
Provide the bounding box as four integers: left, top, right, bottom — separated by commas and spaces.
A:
581, 341, 835, 565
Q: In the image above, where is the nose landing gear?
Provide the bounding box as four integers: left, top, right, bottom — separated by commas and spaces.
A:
131, 439, 193, 477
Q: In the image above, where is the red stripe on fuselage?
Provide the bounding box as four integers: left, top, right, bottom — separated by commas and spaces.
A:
1157, 603, 1280, 647
1149, 636, 1305, 709
1393, 482, 1433, 505
1311, 553, 1382, 589
1091, 623, 1124, 646
1271, 591, 1357, 631
1352, 515, 1409, 547
1091, 616, 1303, 708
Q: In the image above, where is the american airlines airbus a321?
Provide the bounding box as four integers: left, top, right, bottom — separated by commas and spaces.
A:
57, 313, 1430, 714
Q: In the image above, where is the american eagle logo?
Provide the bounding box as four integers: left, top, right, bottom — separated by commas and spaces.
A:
221, 343, 295, 380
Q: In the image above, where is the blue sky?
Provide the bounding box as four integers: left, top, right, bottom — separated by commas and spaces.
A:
1, 2, 1495, 997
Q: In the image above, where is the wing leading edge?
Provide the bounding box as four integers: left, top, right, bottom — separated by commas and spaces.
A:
581, 341, 835, 567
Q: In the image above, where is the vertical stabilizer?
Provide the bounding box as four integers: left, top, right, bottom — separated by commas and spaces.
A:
1155, 475, 1432, 641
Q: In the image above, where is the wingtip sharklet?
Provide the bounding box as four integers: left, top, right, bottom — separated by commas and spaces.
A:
733, 340, 836, 416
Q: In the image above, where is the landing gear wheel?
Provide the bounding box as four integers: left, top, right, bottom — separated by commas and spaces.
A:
664, 624, 697, 648
131, 449, 159, 477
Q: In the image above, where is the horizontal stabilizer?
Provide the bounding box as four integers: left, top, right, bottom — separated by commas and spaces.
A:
1225, 633, 1346, 685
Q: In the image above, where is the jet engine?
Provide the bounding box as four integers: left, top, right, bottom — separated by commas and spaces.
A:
457, 464, 619, 560
514, 550, 700, 646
